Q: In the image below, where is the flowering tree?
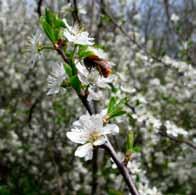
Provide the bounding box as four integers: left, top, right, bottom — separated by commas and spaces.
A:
0, 0, 195, 194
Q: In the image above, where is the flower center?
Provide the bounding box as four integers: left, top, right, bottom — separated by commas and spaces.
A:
89, 131, 101, 143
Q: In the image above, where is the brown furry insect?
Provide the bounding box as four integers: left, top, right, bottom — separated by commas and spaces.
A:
83, 55, 112, 78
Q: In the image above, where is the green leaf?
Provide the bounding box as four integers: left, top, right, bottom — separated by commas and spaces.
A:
133, 146, 142, 153
109, 110, 126, 118
69, 75, 81, 93
108, 189, 123, 195
45, 8, 65, 28
64, 63, 72, 77
107, 96, 127, 119
40, 17, 56, 42
126, 132, 134, 152
0, 186, 11, 195
40, 9, 65, 43
107, 96, 117, 114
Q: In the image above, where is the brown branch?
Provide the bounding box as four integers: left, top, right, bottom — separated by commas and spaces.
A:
55, 44, 139, 195
77, 93, 93, 115
102, 142, 139, 195
55, 47, 70, 64
37, 0, 44, 17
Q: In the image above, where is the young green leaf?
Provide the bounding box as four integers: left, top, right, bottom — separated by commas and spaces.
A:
126, 132, 134, 153
40, 17, 56, 42
64, 63, 72, 77
69, 75, 81, 93
107, 96, 117, 114
40, 9, 65, 43
107, 96, 127, 119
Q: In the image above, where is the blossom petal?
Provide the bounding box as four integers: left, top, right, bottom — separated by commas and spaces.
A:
47, 63, 66, 95
66, 131, 89, 144
62, 19, 72, 32
75, 143, 93, 160
101, 124, 119, 135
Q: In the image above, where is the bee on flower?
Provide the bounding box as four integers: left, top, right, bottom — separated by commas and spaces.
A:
83, 47, 113, 78
75, 61, 113, 101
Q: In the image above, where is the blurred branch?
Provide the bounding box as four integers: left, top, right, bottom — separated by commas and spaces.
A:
89, 0, 96, 33
101, 1, 171, 68
72, 0, 81, 25
28, 91, 45, 128
91, 148, 98, 195
37, 0, 44, 17
95, 0, 104, 43
159, 131, 196, 150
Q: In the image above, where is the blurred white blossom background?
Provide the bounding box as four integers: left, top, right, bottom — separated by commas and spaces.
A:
0, 0, 195, 195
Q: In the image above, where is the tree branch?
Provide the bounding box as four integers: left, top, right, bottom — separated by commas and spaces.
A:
55, 45, 139, 195
102, 141, 139, 195
91, 148, 98, 195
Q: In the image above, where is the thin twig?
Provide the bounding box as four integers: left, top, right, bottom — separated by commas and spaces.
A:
72, 0, 81, 25
159, 131, 196, 150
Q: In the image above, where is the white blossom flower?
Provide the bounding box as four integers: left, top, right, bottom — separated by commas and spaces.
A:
26, 31, 43, 67
63, 19, 94, 45
47, 63, 66, 95
67, 113, 119, 161
138, 183, 162, 195
171, 13, 179, 23
165, 121, 188, 137
127, 161, 141, 175
75, 61, 112, 101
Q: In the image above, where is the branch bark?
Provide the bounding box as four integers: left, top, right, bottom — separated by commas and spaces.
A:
102, 141, 139, 195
